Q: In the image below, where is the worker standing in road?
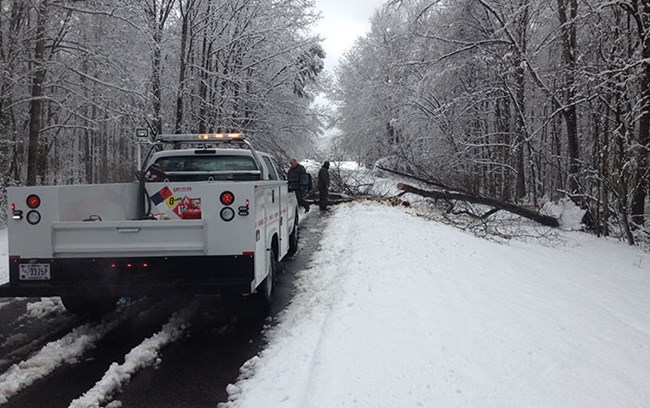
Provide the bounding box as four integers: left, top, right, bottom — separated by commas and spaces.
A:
288, 158, 310, 213
317, 161, 330, 211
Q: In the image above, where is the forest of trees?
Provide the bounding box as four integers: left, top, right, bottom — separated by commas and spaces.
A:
2, 0, 649, 245
0, 0, 325, 190
333, 0, 650, 244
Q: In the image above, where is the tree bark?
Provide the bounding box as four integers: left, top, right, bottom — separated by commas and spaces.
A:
198, 0, 212, 134
513, 0, 529, 201
146, 0, 175, 136
630, 0, 650, 227
26, 0, 48, 186
175, 0, 192, 134
557, 0, 580, 195
397, 182, 560, 227
152, 27, 162, 136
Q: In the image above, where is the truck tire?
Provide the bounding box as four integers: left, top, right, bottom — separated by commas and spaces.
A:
287, 214, 299, 256
251, 248, 276, 313
60, 295, 117, 318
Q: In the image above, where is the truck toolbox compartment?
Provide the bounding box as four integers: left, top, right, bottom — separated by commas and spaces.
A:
52, 220, 207, 257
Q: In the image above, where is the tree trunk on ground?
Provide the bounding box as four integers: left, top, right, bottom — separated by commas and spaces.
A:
397, 182, 560, 227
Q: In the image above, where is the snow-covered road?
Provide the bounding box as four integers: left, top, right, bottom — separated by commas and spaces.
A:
222, 201, 650, 408
0, 211, 328, 407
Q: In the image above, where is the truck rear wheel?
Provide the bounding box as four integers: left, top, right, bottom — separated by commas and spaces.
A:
251, 249, 276, 313
60, 295, 117, 318
287, 214, 299, 256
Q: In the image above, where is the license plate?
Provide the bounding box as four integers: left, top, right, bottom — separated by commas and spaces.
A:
19, 263, 51, 281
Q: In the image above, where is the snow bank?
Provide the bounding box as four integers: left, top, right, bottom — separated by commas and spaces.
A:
25, 297, 66, 318
222, 202, 650, 408
542, 198, 586, 230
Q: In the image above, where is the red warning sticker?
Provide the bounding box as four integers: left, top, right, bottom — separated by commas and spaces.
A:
160, 186, 173, 199
173, 196, 202, 219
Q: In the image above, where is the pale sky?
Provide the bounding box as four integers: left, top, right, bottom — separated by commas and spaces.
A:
313, 0, 384, 73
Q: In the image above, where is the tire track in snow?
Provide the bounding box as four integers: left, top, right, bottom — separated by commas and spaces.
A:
0, 298, 28, 320
0, 298, 68, 337
0, 299, 78, 372
68, 300, 198, 408
0, 320, 124, 404
0, 299, 15, 310
0, 299, 154, 405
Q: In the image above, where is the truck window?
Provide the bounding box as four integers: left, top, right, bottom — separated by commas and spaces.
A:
156, 155, 257, 172
263, 157, 278, 180
152, 155, 261, 181
271, 158, 286, 180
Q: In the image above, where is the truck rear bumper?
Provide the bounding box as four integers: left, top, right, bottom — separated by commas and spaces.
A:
0, 255, 254, 298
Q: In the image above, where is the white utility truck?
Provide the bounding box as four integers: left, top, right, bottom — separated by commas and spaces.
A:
1, 132, 309, 315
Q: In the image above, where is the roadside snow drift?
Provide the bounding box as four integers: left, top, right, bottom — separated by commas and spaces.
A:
222, 202, 650, 408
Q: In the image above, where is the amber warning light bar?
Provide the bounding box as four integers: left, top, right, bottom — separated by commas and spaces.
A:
156, 133, 243, 143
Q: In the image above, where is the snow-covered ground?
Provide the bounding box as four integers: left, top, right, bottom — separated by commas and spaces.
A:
1, 194, 650, 407
221, 201, 650, 408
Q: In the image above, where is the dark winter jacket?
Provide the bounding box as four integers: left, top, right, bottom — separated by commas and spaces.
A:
287, 163, 307, 190
318, 164, 330, 191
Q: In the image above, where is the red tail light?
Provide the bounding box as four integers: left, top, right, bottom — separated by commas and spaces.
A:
26, 194, 41, 209
220, 191, 235, 206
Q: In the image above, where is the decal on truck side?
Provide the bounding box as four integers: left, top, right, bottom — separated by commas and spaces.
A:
150, 185, 202, 220
151, 186, 173, 206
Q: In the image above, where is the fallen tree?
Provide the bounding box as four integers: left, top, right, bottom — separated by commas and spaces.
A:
397, 182, 560, 228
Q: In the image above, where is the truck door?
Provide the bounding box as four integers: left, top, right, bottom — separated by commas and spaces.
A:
272, 157, 291, 256
262, 157, 286, 256
254, 185, 267, 286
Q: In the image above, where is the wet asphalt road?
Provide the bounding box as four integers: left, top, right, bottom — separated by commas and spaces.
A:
0, 211, 329, 408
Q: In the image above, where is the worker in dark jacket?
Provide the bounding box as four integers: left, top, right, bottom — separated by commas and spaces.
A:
288, 158, 310, 212
317, 161, 330, 211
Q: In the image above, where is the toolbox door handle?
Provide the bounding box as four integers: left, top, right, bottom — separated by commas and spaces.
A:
117, 227, 141, 233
